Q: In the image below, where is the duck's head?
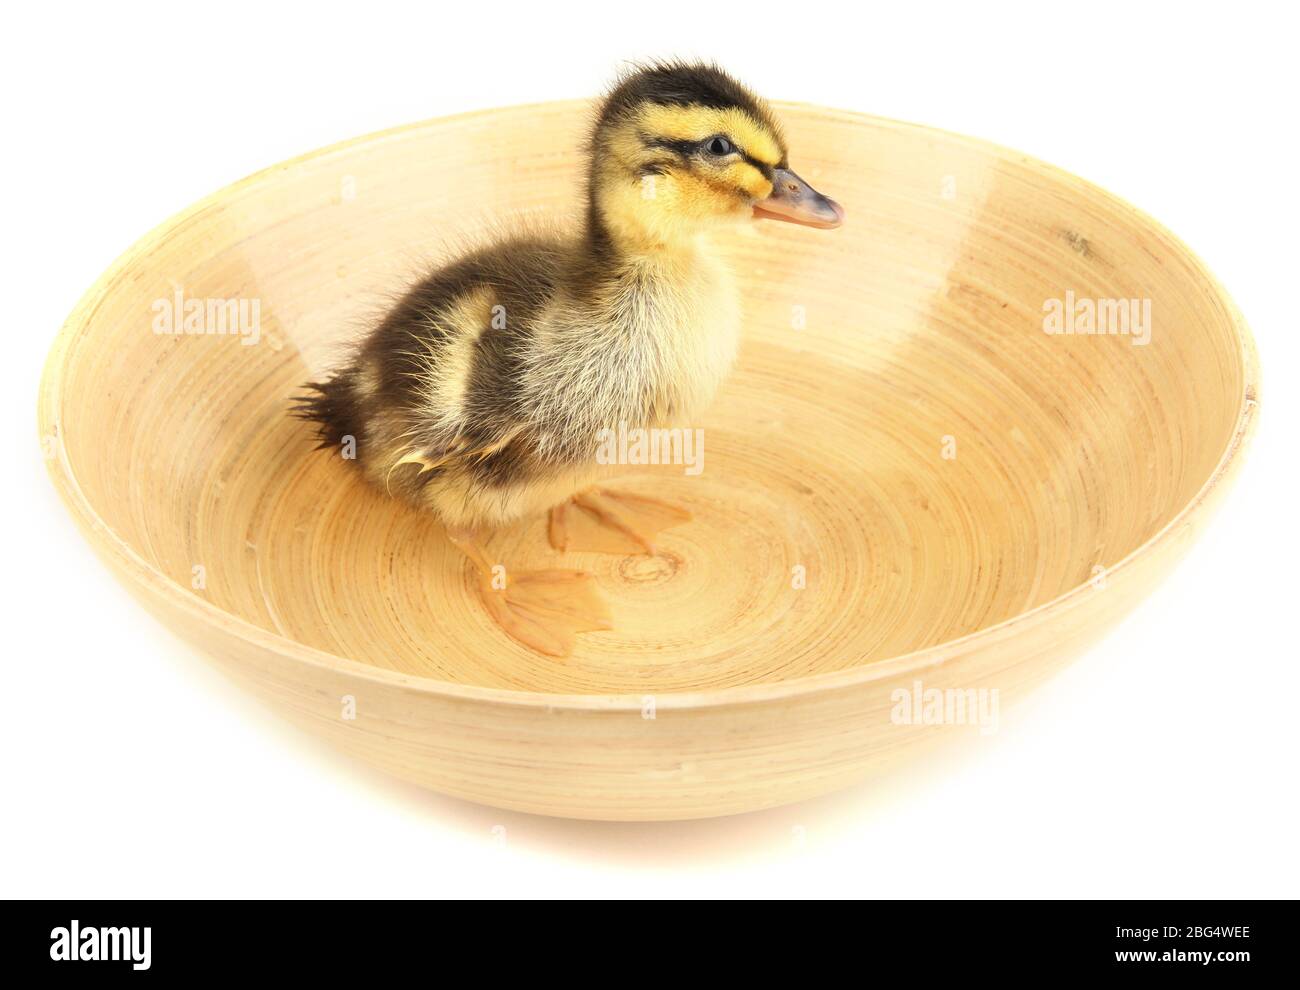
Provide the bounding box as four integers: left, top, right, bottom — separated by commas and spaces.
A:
587, 61, 844, 251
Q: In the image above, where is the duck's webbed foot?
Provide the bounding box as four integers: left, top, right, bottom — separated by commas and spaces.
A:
549, 487, 692, 556
481, 569, 611, 658
446, 527, 610, 658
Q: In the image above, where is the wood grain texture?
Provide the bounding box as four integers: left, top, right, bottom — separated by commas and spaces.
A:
38, 101, 1259, 819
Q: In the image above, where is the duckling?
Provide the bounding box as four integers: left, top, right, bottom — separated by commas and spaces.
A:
294, 61, 843, 657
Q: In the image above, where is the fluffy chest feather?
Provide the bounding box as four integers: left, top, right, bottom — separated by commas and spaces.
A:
523, 247, 740, 459
616, 250, 739, 423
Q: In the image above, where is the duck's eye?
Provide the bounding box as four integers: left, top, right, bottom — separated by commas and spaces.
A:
704, 136, 733, 157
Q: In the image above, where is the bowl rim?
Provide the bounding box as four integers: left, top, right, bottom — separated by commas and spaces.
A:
38, 99, 1261, 713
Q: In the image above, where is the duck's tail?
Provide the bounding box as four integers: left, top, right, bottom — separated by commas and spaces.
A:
290, 369, 361, 451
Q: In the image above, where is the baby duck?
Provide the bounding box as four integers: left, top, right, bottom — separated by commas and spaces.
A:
296, 61, 843, 656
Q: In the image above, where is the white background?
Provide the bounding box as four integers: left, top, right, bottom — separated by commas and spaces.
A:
5, 2, 1296, 899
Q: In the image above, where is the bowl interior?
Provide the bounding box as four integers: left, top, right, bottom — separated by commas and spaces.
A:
48, 102, 1250, 694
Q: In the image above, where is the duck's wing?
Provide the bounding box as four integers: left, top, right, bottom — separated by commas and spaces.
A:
296, 228, 567, 476
383, 422, 529, 491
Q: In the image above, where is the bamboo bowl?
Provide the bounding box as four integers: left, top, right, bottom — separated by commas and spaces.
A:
39, 101, 1258, 820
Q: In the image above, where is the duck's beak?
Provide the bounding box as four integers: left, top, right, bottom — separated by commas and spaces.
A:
753, 168, 844, 229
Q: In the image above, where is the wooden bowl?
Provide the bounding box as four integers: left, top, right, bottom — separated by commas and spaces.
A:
39, 101, 1258, 820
